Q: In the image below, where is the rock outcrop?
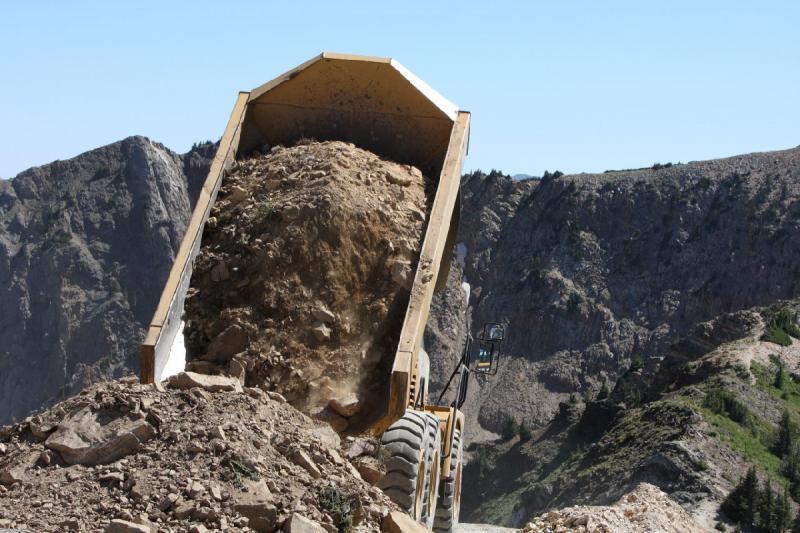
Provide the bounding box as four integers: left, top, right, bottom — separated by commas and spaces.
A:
0, 137, 214, 424
427, 147, 800, 437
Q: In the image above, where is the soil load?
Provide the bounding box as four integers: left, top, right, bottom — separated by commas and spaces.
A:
184, 140, 431, 432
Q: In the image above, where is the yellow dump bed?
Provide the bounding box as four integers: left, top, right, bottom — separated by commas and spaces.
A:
140, 52, 469, 430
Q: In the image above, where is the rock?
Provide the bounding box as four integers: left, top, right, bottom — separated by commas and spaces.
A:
0, 450, 39, 485
210, 425, 226, 440
174, 502, 195, 519
267, 391, 287, 404
167, 371, 243, 393
328, 393, 361, 417
158, 492, 180, 511
310, 425, 341, 449
99, 471, 125, 484
312, 321, 331, 342
189, 526, 209, 533
381, 511, 428, 533
230, 358, 247, 385
288, 448, 322, 478
0, 443, 6, 455
312, 306, 336, 323
246, 387, 266, 401
345, 437, 376, 459
60, 519, 81, 531
210, 260, 230, 282
29, 421, 56, 440
131, 515, 157, 533
385, 171, 412, 187
45, 407, 156, 465
233, 480, 277, 532
314, 408, 348, 433
105, 519, 151, 533
204, 324, 249, 362
187, 480, 205, 498
389, 259, 413, 290
284, 514, 326, 533
39, 449, 55, 466
354, 457, 384, 484
228, 185, 249, 204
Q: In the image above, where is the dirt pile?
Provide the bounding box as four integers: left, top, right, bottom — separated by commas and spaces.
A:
520, 483, 708, 533
0, 375, 397, 531
184, 140, 430, 432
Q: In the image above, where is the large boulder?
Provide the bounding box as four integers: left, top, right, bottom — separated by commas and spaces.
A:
167, 371, 243, 393
233, 479, 278, 532
45, 407, 156, 465
381, 511, 428, 533
283, 514, 326, 533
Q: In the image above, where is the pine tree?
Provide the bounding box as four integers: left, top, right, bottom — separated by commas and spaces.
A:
776, 410, 796, 457
721, 466, 759, 527
776, 488, 792, 532
776, 362, 787, 389
791, 506, 800, 533
757, 479, 776, 532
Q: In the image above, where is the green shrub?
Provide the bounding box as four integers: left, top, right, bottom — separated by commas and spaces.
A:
256, 197, 277, 220
230, 459, 261, 488
704, 389, 752, 426
319, 486, 353, 533
765, 328, 793, 347
763, 309, 800, 346
518, 422, 532, 442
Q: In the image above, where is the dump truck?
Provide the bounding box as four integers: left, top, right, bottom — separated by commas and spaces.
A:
139, 52, 505, 531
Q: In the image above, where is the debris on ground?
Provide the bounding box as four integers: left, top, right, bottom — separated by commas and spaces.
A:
184, 140, 431, 433
0, 377, 396, 531
520, 483, 708, 533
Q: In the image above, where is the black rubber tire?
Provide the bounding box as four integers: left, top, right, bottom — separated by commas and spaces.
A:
378, 410, 431, 517
421, 412, 442, 529
433, 429, 463, 532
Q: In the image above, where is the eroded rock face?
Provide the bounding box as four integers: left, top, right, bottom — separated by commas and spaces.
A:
0, 137, 214, 424
427, 147, 800, 435
45, 407, 156, 465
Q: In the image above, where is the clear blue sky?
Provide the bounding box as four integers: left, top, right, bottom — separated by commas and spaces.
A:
1, 1, 798, 179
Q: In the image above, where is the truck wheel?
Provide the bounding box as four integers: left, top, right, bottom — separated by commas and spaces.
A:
421, 412, 442, 529
378, 410, 432, 521
433, 429, 463, 532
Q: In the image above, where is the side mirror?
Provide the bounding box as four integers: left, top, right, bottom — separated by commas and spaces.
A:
472, 322, 505, 375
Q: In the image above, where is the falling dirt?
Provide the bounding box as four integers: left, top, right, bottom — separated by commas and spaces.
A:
184, 140, 431, 432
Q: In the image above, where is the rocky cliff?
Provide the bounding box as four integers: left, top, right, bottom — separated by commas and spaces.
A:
0, 137, 214, 424
428, 147, 800, 440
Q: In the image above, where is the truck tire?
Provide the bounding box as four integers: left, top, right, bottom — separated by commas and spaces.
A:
421, 412, 442, 530
433, 429, 463, 532
378, 410, 433, 521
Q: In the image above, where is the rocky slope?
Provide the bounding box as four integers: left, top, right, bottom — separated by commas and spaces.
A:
460, 299, 800, 530
427, 147, 800, 441
0, 374, 396, 531
0, 137, 214, 424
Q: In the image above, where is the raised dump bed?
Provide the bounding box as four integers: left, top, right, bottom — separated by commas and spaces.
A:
141, 52, 470, 432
